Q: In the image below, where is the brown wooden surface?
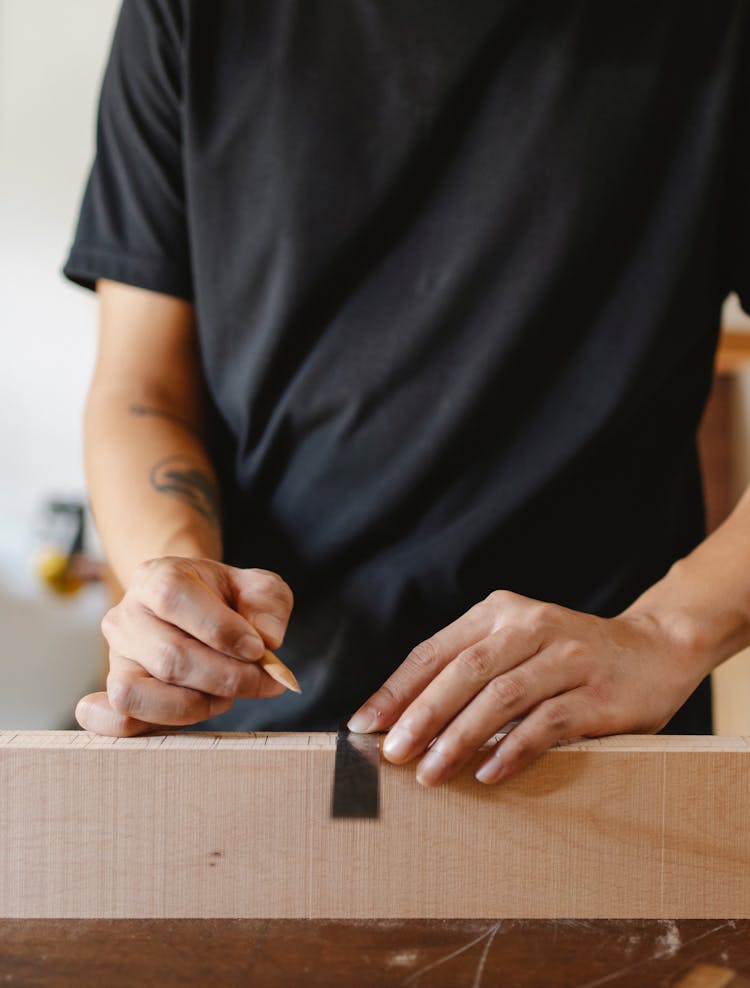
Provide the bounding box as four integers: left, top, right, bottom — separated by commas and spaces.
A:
1, 919, 749, 987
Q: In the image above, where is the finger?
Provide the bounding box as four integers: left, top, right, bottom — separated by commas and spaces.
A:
106, 655, 235, 727
134, 563, 267, 661
347, 599, 496, 733
75, 691, 169, 738
412, 642, 585, 785
474, 687, 597, 785
229, 567, 295, 648
381, 624, 547, 765
105, 606, 286, 699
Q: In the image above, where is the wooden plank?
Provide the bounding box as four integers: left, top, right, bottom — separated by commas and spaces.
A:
1, 732, 749, 919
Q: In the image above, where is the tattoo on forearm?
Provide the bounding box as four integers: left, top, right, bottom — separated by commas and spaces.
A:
149, 455, 221, 528
129, 404, 202, 440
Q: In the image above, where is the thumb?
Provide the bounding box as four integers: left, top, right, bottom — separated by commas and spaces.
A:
75, 691, 168, 738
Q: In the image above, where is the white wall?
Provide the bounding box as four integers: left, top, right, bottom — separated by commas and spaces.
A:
0, 0, 121, 726
0, 0, 120, 541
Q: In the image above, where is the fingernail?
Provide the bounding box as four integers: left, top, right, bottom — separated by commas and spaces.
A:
239, 632, 264, 660
416, 748, 447, 787
347, 709, 377, 733
475, 757, 504, 784
382, 727, 415, 762
254, 613, 286, 644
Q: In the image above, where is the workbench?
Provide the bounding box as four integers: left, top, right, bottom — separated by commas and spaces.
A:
1, 918, 749, 986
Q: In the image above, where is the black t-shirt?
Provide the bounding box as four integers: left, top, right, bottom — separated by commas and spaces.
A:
63, 0, 750, 734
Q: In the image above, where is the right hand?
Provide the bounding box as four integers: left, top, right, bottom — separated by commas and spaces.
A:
75, 557, 295, 736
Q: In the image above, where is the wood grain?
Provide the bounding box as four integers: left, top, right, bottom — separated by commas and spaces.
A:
2, 919, 749, 988
1, 731, 749, 919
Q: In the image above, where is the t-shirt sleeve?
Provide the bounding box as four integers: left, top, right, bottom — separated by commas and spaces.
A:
61, 0, 192, 301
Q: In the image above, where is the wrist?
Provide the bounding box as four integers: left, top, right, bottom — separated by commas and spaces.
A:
158, 527, 222, 562
112, 524, 222, 589
618, 557, 750, 678
617, 601, 714, 681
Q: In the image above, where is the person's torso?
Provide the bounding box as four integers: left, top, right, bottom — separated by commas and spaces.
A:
177, 1, 745, 729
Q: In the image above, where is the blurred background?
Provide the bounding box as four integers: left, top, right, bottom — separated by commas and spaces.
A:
1, 0, 749, 731
0, 0, 120, 727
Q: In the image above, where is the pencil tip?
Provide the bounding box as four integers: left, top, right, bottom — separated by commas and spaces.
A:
265, 663, 302, 694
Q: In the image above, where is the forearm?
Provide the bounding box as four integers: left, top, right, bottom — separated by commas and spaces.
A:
620, 482, 750, 676
85, 383, 223, 587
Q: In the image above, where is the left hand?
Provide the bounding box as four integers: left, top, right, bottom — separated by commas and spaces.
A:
347, 589, 708, 786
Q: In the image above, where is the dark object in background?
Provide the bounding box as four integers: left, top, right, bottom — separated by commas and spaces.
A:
35, 500, 103, 595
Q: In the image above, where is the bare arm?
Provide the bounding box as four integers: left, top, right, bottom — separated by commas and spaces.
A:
77, 279, 296, 737
85, 278, 221, 585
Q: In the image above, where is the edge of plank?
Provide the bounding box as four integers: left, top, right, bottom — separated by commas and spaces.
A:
0, 731, 748, 752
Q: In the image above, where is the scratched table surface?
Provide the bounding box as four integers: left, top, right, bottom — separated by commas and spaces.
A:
1, 919, 748, 987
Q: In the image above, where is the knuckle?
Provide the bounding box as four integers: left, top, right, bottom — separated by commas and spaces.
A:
219, 666, 241, 696
406, 638, 440, 673
268, 581, 294, 609
540, 700, 570, 735
559, 638, 586, 663
485, 588, 512, 608
504, 735, 532, 769
145, 575, 182, 616
255, 569, 293, 596
434, 722, 473, 760
486, 674, 526, 709
374, 681, 399, 710
199, 618, 224, 650
456, 642, 495, 680
400, 698, 437, 734
271, 575, 294, 605
154, 639, 185, 684
130, 559, 154, 585
431, 741, 461, 773
107, 677, 136, 716
526, 601, 555, 626
100, 607, 117, 639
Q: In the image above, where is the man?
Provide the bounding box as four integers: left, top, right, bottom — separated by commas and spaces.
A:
63, 0, 750, 788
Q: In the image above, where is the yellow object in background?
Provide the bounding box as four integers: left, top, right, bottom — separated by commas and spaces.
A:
36, 547, 85, 595
34, 501, 102, 596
